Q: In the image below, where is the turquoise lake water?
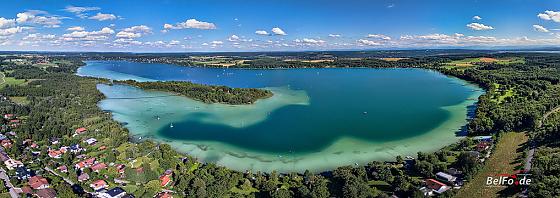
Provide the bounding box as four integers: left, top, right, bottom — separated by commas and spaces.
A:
77, 60, 483, 172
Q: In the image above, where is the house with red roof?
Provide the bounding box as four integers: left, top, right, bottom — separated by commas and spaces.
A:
74, 127, 87, 136
29, 176, 49, 190
48, 147, 67, 158
420, 179, 451, 196
91, 163, 107, 172
75, 157, 96, 170
477, 141, 491, 152
9, 119, 20, 127
90, 180, 108, 191
4, 114, 14, 119
159, 174, 172, 187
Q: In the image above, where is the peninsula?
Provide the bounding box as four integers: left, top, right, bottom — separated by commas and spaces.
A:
115, 80, 273, 105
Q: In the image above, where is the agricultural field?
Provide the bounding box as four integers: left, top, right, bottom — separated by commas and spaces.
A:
379, 57, 409, 61
443, 57, 525, 70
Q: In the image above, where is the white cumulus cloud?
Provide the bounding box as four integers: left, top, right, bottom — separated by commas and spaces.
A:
367, 34, 391, 40
89, 13, 117, 21
357, 39, 381, 46
255, 30, 268, 35
538, 10, 560, 22
0, 27, 24, 36
472, 16, 482, 20
163, 19, 216, 30
271, 27, 286, 35
62, 27, 114, 41
66, 26, 84, 31
295, 38, 326, 45
0, 18, 15, 29
16, 10, 64, 28
466, 22, 494, 30
228, 34, 240, 42
533, 25, 549, 33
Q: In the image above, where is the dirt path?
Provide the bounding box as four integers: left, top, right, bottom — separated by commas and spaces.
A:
0, 72, 5, 85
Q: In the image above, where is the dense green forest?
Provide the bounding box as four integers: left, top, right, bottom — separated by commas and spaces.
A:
116, 80, 272, 105
0, 52, 560, 197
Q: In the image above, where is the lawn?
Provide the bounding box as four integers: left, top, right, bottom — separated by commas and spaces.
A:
0, 72, 26, 88
454, 132, 528, 198
490, 83, 516, 104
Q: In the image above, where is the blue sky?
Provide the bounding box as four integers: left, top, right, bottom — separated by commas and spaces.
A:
0, 0, 559, 52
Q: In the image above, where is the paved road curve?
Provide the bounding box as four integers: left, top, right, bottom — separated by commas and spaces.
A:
0, 167, 19, 198
525, 106, 560, 172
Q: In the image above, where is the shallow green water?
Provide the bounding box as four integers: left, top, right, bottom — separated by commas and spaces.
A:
78, 61, 483, 172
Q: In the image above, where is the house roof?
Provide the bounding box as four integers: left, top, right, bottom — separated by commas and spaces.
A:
436, 172, 455, 181
426, 179, 446, 190
156, 192, 173, 198
159, 174, 171, 187
75, 127, 87, 133
57, 165, 67, 171
35, 188, 57, 198
106, 187, 126, 196
21, 186, 33, 194
91, 163, 107, 171
91, 180, 107, 188
78, 173, 90, 181
29, 176, 49, 189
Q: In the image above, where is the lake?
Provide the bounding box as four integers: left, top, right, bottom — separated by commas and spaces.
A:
77, 60, 483, 172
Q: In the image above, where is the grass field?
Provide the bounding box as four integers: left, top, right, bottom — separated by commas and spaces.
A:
380, 58, 408, 61
0, 72, 26, 88
443, 57, 525, 70
490, 83, 516, 104
454, 132, 528, 198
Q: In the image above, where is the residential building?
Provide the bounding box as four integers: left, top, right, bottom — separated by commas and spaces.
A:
436, 172, 457, 184
96, 187, 127, 198
29, 176, 49, 190
90, 180, 108, 191
35, 188, 57, 198
78, 173, 90, 182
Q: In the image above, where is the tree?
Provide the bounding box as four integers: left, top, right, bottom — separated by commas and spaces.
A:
414, 161, 434, 177
456, 152, 479, 175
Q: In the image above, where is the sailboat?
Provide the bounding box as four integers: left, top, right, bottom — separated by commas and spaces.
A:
170, 123, 174, 128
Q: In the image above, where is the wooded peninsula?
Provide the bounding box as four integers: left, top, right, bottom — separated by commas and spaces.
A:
115, 80, 273, 105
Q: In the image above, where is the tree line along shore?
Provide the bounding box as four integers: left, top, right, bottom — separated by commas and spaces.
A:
115, 80, 272, 105
0, 52, 558, 197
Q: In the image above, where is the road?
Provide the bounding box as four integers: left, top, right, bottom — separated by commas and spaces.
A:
524, 106, 560, 172
0, 167, 19, 198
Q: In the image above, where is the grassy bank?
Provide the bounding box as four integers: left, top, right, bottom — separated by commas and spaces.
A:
454, 132, 528, 198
